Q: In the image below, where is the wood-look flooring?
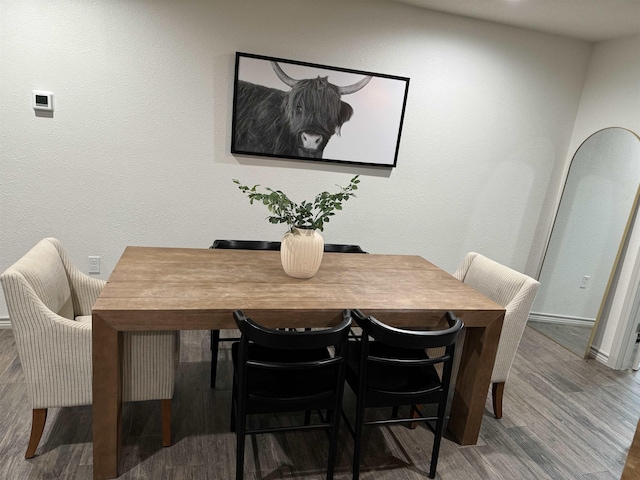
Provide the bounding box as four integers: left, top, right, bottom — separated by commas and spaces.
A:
528, 320, 593, 358
1, 326, 639, 479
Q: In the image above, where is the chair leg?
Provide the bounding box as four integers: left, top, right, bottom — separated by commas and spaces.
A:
352, 396, 367, 480
236, 431, 245, 480
230, 372, 237, 432
428, 400, 448, 478
235, 400, 247, 480
326, 409, 340, 480
211, 330, 221, 389
26, 408, 47, 459
391, 406, 399, 418
161, 399, 172, 447
492, 382, 505, 419
407, 404, 419, 429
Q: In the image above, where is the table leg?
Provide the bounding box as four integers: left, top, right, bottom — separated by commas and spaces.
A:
447, 314, 504, 445
92, 314, 122, 480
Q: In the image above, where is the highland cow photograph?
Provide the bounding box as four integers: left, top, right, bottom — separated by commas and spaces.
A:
231, 52, 409, 167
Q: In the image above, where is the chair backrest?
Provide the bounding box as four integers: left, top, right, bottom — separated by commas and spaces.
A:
233, 310, 352, 404
350, 309, 463, 399
211, 239, 367, 254
453, 252, 540, 383
211, 239, 281, 251
352, 308, 463, 352
323, 244, 367, 254
234, 309, 352, 351
1, 238, 75, 321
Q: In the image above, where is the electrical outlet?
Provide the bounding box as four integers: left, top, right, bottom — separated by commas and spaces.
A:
580, 275, 590, 289
89, 256, 100, 274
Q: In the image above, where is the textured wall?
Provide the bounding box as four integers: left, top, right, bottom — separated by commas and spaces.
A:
1, 0, 592, 320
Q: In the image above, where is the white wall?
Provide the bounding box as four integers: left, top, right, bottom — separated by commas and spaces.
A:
0, 0, 592, 320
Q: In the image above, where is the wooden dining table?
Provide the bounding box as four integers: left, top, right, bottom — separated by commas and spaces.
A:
91, 246, 505, 479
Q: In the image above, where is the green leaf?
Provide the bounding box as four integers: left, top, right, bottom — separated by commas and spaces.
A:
232, 176, 361, 231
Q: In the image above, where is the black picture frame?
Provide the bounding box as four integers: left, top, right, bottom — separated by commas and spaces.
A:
231, 52, 410, 168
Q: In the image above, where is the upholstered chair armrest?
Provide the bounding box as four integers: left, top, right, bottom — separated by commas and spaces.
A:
8, 300, 93, 409
491, 278, 539, 383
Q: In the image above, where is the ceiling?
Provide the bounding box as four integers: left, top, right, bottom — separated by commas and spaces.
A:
391, 0, 640, 42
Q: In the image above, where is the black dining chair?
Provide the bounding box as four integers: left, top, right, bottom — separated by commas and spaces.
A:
208, 239, 367, 388
211, 239, 281, 251
343, 309, 463, 479
323, 243, 367, 254
230, 309, 351, 480
211, 239, 367, 254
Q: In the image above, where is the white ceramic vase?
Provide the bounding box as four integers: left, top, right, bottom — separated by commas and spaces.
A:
280, 227, 324, 279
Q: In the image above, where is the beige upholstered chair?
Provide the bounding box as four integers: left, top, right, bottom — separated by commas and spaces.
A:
0, 238, 180, 458
454, 252, 539, 419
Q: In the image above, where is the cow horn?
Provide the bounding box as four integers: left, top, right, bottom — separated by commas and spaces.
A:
272, 61, 372, 95
271, 62, 299, 87
337, 76, 372, 95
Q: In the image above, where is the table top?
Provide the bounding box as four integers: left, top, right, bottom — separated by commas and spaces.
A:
93, 246, 504, 331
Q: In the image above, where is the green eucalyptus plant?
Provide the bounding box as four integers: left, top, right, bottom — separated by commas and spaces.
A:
232, 175, 360, 232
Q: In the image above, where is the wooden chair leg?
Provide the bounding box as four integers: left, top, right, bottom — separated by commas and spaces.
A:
161, 399, 172, 447
26, 408, 47, 459
492, 382, 504, 419
407, 404, 419, 429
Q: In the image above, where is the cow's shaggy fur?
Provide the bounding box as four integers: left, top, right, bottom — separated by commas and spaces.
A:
233, 77, 355, 159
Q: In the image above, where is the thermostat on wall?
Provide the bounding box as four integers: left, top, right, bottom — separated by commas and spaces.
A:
32, 90, 54, 111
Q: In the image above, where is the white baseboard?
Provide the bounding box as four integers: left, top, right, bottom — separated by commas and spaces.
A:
0, 317, 11, 329
530, 313, 614, 367
587, 343, 609, 365
529, 312, 595, 327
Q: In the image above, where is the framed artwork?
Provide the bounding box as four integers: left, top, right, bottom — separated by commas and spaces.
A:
231, 52, 410, 168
